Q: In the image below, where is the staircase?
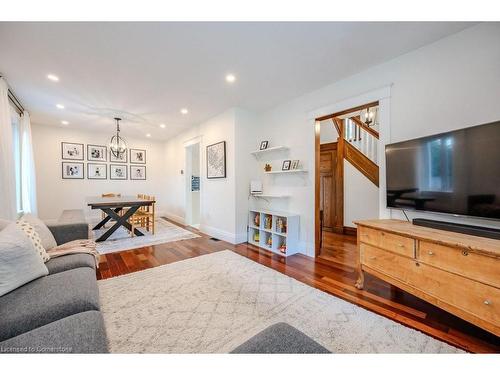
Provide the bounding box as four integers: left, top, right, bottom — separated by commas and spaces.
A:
333, 116, 379, 186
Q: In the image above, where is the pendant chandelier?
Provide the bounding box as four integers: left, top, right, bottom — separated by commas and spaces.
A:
109, 117, 127, 158
360, 106, 378, 127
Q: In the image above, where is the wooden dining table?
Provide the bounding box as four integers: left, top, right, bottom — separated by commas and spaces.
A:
87, 195, 156, 242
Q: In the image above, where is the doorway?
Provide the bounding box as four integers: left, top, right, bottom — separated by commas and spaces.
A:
315, 101, 381, 260
185, 142, 201, 228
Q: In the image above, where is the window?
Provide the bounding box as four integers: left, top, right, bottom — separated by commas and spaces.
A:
10, 106, 23, 214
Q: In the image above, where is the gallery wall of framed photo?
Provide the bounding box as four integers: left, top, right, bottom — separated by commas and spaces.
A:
61, 142, 147, 180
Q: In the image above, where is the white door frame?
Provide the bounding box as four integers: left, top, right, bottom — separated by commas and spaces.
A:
184, 136, 202, 227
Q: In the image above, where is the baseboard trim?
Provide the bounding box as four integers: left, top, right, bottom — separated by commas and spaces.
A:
343, 226, 357, 236
163, 212, 186, 225
198, 224, 239, 244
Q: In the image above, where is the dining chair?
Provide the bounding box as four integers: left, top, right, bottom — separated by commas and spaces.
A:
129, 194, 156, 235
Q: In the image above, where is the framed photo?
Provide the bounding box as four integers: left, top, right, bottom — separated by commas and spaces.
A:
282, 160, 291, 171
110, 164, 128, 180
259, 141, 269, 150
110, 150, 127, 163
130, 165, 146, 180
206, 141, 226, 179
130, 148, 146, 164
87, 163, 107, 179
87, 145, 107, 162
61, 142, 84, 160
291, 160, 300, 170
62, 162, 84, 179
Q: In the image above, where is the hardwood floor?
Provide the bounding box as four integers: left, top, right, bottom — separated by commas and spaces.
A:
96, 221, 500, 353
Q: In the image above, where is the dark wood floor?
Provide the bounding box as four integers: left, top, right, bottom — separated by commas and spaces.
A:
96, 221, 500, 353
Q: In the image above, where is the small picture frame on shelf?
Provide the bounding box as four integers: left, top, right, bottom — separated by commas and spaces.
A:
259, 141, 269, 150
291, 160, 300, 170
282, 160, 291, 171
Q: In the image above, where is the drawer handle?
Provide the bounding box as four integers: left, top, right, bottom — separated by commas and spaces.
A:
484, 300, 491, 306
462, 250, 469, 256
428, 251, 434, 256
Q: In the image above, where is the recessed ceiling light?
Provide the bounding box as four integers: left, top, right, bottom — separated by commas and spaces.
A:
146, 133, 151, 137
225, 74, 236, 83
61, 120, 69, 125
56, 104, 65, 109
159, 123, 166, 128
47, 74, 59, 82
180, 108, 188, 115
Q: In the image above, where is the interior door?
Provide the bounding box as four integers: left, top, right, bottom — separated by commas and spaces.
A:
320, 143, 337, 232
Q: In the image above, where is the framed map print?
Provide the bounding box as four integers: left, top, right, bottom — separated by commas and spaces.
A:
206, 141, 226, 179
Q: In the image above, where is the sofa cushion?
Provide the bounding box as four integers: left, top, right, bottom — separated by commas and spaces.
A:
47, 223, 89, 245
0, 267, 100, 341
21, 213, 57, 251
0, 311, 108, 353
231, 323, 330, 354
45, 253, 96, 274
16, 219, 50, 262
0, 223, 48, 297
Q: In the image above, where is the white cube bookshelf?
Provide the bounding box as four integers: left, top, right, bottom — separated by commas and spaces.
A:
247, 209, 300, 256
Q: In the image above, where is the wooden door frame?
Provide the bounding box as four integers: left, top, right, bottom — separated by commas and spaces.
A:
314, 101, 379, 257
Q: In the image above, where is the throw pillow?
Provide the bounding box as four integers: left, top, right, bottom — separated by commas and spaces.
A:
20, 213, 57, 250
0, 223, 49, 297
16, 220, 51, 262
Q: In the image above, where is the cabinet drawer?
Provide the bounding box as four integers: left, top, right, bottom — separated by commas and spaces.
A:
406, 262, 500, 328
419, 242, 500, 288
361, 244, 415, 283
359, 226, 415, 257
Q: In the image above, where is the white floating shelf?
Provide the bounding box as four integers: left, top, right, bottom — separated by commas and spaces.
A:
250, 146, 289, 155
264, 169, 308, 174
251, 194, 291, 198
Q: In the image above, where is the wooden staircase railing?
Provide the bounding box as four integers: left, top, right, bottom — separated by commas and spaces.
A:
333, 116, 380, 187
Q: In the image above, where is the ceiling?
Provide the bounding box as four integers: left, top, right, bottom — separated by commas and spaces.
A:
0, 22, 473, 141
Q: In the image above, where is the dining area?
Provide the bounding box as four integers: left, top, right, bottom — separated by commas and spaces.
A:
87, 193, 156, 242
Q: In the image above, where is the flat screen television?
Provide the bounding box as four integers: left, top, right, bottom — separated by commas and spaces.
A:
385, 121, 500, 221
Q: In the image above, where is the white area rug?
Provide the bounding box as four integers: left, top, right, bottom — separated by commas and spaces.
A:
91, 218, 199, 255
98, 250, 462, 353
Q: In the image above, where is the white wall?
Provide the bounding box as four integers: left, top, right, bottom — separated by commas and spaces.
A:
31, 123, 168, 221
252, 23, 500, 256
163, 109, 238, 243
344, 161, 379, 227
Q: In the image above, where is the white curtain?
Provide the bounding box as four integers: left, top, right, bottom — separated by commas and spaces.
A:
0, 78, 17, 220
20, 111, 37, 215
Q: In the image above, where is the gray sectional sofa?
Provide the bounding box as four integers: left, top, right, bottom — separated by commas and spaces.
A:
0, 221, 108, 353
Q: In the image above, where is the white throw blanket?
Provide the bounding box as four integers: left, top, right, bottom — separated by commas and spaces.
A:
47, 239, 100, 268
